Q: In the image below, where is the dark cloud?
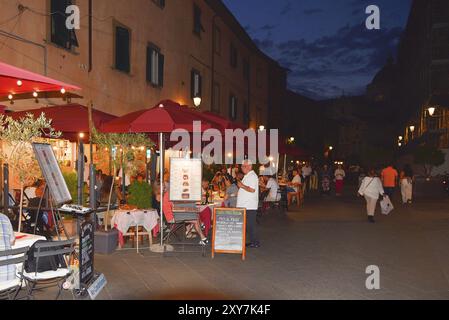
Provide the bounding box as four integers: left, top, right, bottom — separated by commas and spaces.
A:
253, 38, 274, 50
274, 23, 403, 99
303, 8, 324, 15
280, 1, 292, 16
260, 24, 278, 31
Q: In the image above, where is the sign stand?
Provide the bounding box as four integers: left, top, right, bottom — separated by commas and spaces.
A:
212, 208, 247, 261
31, 143, 105, 299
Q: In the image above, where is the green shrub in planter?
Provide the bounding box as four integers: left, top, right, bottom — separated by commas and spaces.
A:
128, 181, 153, 209
62, 171, 88, 206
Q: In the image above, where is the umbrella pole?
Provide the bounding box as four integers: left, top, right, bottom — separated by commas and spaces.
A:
283, 154, 287, 179
159, 132, 164, 248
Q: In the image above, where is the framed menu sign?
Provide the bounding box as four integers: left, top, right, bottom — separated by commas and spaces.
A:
212, 208, 247, 261
169, 158, 202, 202
32, 143, 72, 205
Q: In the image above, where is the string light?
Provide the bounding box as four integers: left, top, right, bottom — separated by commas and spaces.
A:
32, 91, 38, 98
16, 80, 22, 86
60, 88, 66, 94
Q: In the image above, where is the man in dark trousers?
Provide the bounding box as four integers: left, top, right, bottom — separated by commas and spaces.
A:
237, 160, 260, 248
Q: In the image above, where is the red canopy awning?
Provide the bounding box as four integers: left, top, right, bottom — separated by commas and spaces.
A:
9, 104, 116, 141
101, 100, 217, 133
0, 61, 81, 99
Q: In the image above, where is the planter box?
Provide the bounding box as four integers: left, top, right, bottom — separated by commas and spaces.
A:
95, 229, 119, 255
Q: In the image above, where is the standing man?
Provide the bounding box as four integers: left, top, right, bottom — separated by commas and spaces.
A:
237, 160, 260, 248
302, 162, 312, 192
381, 163, 398, 199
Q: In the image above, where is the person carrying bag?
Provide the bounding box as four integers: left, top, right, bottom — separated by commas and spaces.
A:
358, 169, 386, 223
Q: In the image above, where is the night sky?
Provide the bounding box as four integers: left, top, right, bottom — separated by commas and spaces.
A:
223, 0, 413, 100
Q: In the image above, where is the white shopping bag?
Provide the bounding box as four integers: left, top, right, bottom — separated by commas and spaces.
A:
380, 196, 394, 215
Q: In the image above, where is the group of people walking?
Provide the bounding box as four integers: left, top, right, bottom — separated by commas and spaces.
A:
358, 163, 414, 223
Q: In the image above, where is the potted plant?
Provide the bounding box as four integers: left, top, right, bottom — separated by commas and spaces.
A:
0, 113, 61, 231
128, 179, 153, 209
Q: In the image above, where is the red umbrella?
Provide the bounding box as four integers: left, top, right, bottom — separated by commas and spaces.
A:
101, 100, 215, 133
0, 61, 81, 98
9, 104, 116, 141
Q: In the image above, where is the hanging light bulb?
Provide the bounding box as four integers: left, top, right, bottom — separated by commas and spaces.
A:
8, 94, 13, 100
17, 80, 23, 87
60, 88, 66, 94
33, 91, 38, 98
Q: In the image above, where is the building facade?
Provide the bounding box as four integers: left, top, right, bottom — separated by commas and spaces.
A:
393, 0, 449, 149
0, 0, 286, 129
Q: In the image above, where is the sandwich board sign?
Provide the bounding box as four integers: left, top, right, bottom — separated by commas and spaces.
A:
212, 208, 246, 260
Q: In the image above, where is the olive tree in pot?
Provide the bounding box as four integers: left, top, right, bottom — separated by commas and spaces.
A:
92, 128, 152, 220
0, 113, 61, 231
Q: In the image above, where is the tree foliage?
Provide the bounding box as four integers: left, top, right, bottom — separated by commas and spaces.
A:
413, 145, 445, 176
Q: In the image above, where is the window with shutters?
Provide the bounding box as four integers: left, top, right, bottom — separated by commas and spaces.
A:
193, 4, 204, 37
191, 69, 202, 98
243, 59, 250, 79
230, 44, 238, 68
152, 0, 165, 9
114, 23, 131, 73
212, 82, 221, 113
50, 0, 79, 50
146, 44, 164, 87
229, 95, 237, 120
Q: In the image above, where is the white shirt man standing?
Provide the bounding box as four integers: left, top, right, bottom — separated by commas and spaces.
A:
237, 160, 260, 248
302, 163, 312, 192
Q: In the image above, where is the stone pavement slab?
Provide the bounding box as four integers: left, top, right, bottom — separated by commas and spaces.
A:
28, 190, 449, 300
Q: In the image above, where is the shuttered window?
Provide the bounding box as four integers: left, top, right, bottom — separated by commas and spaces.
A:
146, 45, 164, 87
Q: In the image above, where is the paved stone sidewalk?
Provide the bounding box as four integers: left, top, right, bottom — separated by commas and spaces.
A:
31, 190, 449, 300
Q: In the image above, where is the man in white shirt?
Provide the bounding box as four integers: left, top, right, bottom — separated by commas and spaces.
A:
302, 163, 312, 192
264, 176, 280, 202
237, 160, 260, 248
287, 169, 302, 208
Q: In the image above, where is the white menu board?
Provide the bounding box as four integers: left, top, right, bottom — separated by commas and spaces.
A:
32, 143, 72, 205
169, 158, 202, 202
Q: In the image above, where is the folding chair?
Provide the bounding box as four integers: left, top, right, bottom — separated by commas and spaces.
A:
163, 210, 207, 257
22, 239, 75, 300
0, 246, 29, 300
268, 189, 284, 213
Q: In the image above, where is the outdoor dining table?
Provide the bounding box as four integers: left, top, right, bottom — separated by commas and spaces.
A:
13, 233, 46, 250
111, 209, 159, 251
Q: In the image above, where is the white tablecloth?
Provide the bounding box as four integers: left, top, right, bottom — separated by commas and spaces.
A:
111, 210, 159, 234
13, 233, 46, 250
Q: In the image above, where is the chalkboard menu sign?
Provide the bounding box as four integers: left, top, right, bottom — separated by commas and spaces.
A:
79, 216, 95, 285
212, 208, 246, 260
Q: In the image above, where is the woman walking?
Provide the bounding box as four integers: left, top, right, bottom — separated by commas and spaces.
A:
358, 169, 385, 223
400, 164, 414, 204
320, 164, 332, 196
334, 164, 346, 196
